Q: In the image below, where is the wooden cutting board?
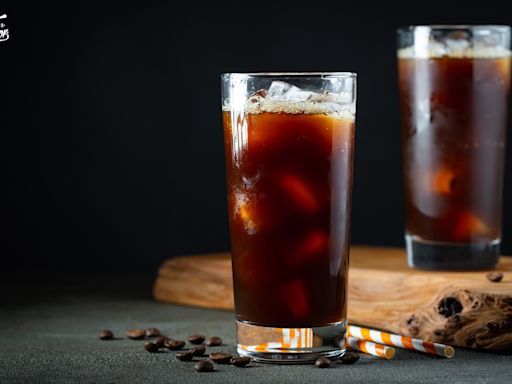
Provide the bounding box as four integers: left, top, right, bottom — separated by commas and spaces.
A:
153, 246, 512, 351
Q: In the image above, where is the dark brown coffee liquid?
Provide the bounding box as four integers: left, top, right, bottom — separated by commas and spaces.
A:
223, 111, 354, 327
398, 55, 510, 268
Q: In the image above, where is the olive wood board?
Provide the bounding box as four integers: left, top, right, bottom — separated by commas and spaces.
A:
153, 246, 512, 351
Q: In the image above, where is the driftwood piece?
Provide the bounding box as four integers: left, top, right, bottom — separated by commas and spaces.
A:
153, 246, 512, 351
401, 283, 512, 351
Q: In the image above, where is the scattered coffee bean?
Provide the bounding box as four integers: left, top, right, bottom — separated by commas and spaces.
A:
144, 341, 159, 353
176, 350, 194, 361
98, 330, 113, 340
338, 352, 360, 364
126, 329, 146, 340
231, 356, 251, 367
154, 336, 170, 348
145, 327, 161, 337
191, 344, 206, 356
194, 360, 214, 372
315, 357, 331, 368
188, 334, 206, 345
210, 352, 232, 364
165, 339, 186, 350
205, 336, 222, 346
487, 272, 504, 283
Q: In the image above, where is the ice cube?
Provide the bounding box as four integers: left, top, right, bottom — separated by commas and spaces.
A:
280, 174, 318, 213
280, 279, 309, 319
453, 211, 489, 241
300, 231, 328, 256
429, 40, 448, 58
268, 81, 318, 102
444, 32, 470, 55
446, 39, 470, 52
288, 231, 329, 268
268, 81, 293, 98
433, 168, 457, 195
410, 167, 453, 217
310, 92, 351, 104
282, 86, 315, 102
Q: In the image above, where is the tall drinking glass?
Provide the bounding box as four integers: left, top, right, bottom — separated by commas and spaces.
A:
221, 73, 356, 362
397, 26, 511, 270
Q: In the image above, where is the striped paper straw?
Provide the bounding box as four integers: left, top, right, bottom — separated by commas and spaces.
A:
346, 336, 395, 359
239, 327, 315, 353
347, 325, 454, 358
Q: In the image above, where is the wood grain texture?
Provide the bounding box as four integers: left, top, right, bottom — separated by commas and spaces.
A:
154, 253, 234, 310
153, 246, 512, 351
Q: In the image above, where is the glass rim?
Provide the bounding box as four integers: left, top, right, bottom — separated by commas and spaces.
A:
397, 25, 511, 34
221, 72, 357, 79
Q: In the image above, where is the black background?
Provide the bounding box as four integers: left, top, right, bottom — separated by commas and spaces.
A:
3, 2, 511, 273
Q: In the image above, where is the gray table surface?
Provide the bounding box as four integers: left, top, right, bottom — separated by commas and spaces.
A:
1, 273, 511, 384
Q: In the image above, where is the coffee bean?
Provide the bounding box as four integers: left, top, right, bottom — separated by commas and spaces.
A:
126, 329, 146, 339
315, 357, 330, 368
188, 334, 206, 345
231, 356, 251, 367
144, 341, 159, 353
164, 339, 186, 350
176, 350, 194, 361
191, 344, 206, 356
154, 336, 170, 348
205, 336, 222, 346
210, 352, 232, 364
145, 327, 161, 337
338, 352, 360, 364
98, 330, 113, 340
194, 360, 214, 372
487, 272, 504, 283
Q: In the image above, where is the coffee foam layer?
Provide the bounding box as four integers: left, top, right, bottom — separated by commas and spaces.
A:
398, 45, 512, 59
247, 98, 354, 118
222, 80, 355, 119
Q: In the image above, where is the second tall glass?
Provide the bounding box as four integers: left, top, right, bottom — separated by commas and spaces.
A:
222, 73, 356, 362
397, 26, 511, 270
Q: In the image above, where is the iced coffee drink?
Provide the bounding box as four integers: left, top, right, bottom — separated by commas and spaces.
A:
397, 26, 511, 269
221, 73, 356, 362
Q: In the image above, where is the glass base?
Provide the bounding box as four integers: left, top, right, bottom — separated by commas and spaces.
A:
236, 320, 346, 363
405, 234, 500, 271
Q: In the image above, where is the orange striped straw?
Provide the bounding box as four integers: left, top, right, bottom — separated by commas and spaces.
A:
347, 325, 454, 358
239, 327, 314, 353
238, 330, 394, 360
345, 336, 395, 359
